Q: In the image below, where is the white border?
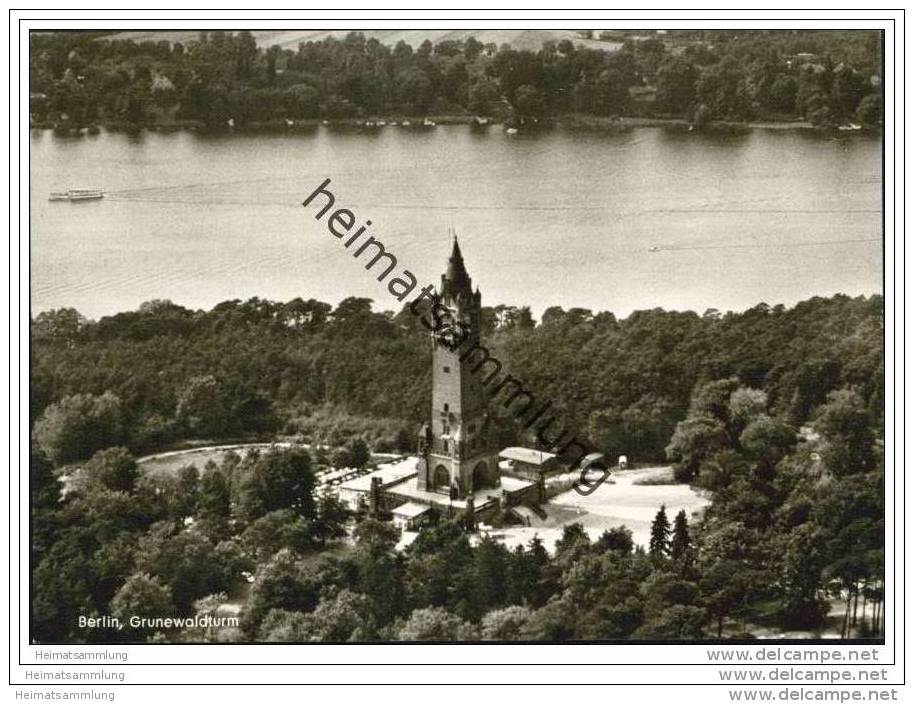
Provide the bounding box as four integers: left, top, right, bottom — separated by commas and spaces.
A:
8, 8, 903, 692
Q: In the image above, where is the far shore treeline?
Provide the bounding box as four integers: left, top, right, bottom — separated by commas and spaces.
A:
29, 30, 882, 132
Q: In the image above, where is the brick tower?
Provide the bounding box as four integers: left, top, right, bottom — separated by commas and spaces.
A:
417, 236, 499, 498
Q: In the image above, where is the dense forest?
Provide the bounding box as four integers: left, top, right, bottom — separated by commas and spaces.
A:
31, 293, 884, 642
29, 29, 883, 130
31, 294, 884, 464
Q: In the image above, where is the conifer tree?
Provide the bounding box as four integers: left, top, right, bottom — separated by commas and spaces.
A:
649, 505, 671, 557
670, 509, 692, 561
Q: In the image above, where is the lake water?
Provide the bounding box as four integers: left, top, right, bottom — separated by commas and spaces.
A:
29, 125, 882, 320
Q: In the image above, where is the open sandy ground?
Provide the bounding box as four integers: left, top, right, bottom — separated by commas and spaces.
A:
480, 465, 710, 553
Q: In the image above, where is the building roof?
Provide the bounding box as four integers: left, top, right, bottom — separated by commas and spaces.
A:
500, 475, 536, 491
499, 447, 557, 466
511, 505, 541, 522
579, 452, 607, 469
441, 235, 475, 301
391, 502, 432, 519
338, 456, 419, 493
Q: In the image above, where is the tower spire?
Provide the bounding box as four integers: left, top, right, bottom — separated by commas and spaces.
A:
443, 231, 471, 300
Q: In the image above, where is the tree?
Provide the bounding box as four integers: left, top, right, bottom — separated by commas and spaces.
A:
831, 65, 867, 117
240, 509, 316, 561
468, 77, 499, 114
31, 534, 96, 642
512, 84, 544, 121
186, 593, 236, 643
739, 416, 797, 472
110, 573, 174, 639
241, 549, 321, 637
314, 491, 351, 546
330, 447, 353, 469
695, 449, 751, 492
352, 519, 406, 624
789, 359, 842, 425
554, 522, 591, 566
633, 605, 706, 640
505, 543, 550, 607
283, 84, 319, 118
814, 389, 875, 476
670, 510, 691, 561
690, 378, 741, 427
236, 448, 316, 522
347, 438, 370, 468
176, 375, 231, 437
773, 523, 830, 629
595, 526, 634, 555
262, 589, 377, 642
695, 56, 754, 120
729, 387, 768, 433
31, 444, 60, 559
257, 608, 312, 642
397, 607, 476, 641
171, 464, 200, 519
33, 392, 124, 464
31, 445, 60, 508
586, 408, 624, 456
665, 416, 729, 482
135, 526, 233, 613
32, 307, 87, 344
464, 36, 484, 61
655, 56, 698, 115
518, 598, 576, 641
620, 395, 680, 461
855, 93, 881, 126
198, 468, 231, 521
649, 505, 671, 557
696, 519, 768, 637
470, 536, 509, 618
395, 68, 433, 112
594, 68, 630, 114
768, 75, 798, 112
480, 605, 532, 640
353, 518, 400, 550
78, 446, 139, 495
404, 521, 473, 611
394, 428, 414, 453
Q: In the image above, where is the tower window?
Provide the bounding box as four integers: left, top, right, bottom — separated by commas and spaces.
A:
443, 366, 450, 373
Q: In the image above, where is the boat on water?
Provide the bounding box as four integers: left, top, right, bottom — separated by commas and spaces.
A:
49, 188, 104, 202
648, 246, 661, 252
505, 127, 519, 135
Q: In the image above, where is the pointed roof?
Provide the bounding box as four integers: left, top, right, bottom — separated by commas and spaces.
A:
446, 235, 468, 280
442, 234, 473, 299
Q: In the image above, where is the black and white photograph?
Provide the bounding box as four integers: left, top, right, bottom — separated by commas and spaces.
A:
16, 14, 897, 688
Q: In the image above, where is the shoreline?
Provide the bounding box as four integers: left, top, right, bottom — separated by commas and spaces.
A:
30, 113, 879, 137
